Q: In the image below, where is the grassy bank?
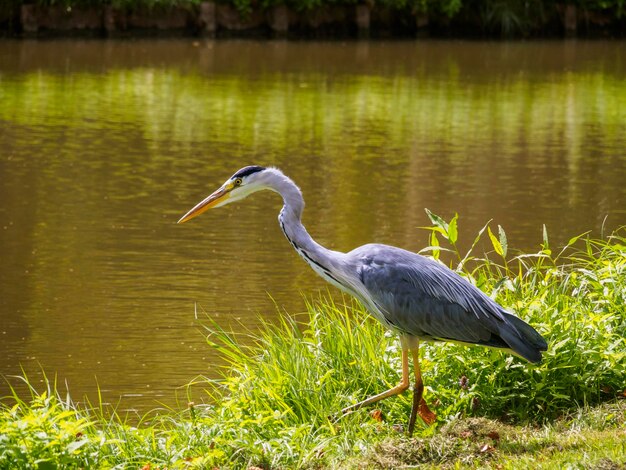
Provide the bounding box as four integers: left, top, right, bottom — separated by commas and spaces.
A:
1, 220, 625, 468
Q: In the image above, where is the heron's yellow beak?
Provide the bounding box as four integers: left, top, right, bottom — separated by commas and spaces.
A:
178, 185, 231, 224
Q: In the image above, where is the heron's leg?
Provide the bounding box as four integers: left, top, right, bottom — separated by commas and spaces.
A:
340, 347, 410, 415
407, 347, 436, 435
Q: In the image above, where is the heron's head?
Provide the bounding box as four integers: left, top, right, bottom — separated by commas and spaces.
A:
178, 165, 269, 224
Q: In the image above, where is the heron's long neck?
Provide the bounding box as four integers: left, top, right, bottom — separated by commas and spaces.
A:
269, 173, 346, 284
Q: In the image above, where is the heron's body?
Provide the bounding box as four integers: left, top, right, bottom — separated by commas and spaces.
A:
179, 165, 547, 433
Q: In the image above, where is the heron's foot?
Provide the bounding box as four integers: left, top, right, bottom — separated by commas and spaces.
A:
418, 397, 436, 425
407, 397, 436, 435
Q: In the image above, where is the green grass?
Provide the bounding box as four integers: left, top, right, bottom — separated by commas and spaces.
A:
1, 219, 625, 468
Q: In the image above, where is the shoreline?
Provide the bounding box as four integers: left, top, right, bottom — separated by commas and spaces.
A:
1, 2, 625, 39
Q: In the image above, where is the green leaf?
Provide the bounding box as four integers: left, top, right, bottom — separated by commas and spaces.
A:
542, 224, 549, 248
552, 393, 571, 400
425, 208, 448, 233
448, 213, 459, 244
67, 439, 90, 454
498, 224, 508, 258
430, 231, 440, 260
36, 462, 56, 470
418, 226, 448, 237
488, 226, 504, 257
567, 231, 591, 247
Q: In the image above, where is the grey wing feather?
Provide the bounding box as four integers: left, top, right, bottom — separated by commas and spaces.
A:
351, 244, 547, 363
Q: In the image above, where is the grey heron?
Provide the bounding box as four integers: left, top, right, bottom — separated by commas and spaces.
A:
178, 165, 548, 434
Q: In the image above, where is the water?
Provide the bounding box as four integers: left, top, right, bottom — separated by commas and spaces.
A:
1, 39, 625, 413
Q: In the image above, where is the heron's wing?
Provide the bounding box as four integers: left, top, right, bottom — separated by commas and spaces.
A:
355, 246, 508, 347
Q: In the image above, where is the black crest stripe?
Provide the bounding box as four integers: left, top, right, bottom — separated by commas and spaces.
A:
232, 166, 265, 179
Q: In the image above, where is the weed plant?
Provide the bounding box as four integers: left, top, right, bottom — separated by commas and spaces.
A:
1, 214, 625, 468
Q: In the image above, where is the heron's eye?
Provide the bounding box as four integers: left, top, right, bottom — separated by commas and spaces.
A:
233, 178, 243, 187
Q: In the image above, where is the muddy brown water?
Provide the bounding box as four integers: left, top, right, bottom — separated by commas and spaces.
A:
0, 39, 625, 413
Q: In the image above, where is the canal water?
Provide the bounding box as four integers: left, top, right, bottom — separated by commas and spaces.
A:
1, 39, 624, 413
